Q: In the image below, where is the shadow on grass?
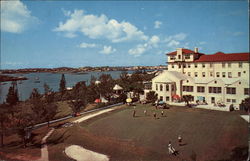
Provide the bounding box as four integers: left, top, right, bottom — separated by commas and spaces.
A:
214, 146, 248, 161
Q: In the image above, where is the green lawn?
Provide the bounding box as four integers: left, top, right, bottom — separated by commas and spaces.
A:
48, 104, 248, 161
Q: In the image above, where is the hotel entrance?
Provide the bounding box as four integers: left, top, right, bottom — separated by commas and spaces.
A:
211, 97, 215, 104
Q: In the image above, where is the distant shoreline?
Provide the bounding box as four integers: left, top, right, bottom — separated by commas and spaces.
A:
0, 66, 166, 75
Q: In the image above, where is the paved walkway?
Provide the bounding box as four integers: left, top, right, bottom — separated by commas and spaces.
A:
73, 108, 115, 123
65, 145, 109, 161
240, 115, 249, 123
37, 128, 55, 161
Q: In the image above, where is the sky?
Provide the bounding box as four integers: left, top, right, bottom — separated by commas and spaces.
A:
0, 0, 249, 69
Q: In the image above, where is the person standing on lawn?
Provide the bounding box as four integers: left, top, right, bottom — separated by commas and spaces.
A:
133, 110, 136, 117
178, 135, 182, 146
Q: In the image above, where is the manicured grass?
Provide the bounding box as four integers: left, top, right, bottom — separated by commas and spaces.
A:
47, 104, 248, 161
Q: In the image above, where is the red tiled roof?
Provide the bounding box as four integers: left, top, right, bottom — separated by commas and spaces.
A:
167, 49, 196, 55
194, 52, 250, 62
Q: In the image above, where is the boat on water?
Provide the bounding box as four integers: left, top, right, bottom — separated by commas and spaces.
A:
34, 77, 40, 83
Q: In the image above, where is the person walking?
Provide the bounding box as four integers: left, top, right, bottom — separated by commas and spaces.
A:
178, 135, 182, 146
144, 110, 147, 116
153, 112, 156, 119
161, 110, 164, 117
133, 110, 136, 117
168, 141, 178, 156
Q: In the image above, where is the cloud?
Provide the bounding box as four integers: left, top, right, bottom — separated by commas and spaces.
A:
128, 35, 160, 57
149, 35, 160, 47
128, 44, 147, 57
1, 0, 38, 33
163, 32, 188, 48
167, 40, 180, 47
154, 20, 162, 29
78, 42, 97, 48
232, 32, 243, 36
54, 9, 148, 42
172, 33, 187, 41
199, 41, 206, 45
99, 45, 116, 54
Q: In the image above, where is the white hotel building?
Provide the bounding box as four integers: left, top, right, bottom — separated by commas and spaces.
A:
151, 48, 249, 108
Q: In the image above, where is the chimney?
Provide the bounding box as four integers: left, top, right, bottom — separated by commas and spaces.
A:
194, 47, 198, 53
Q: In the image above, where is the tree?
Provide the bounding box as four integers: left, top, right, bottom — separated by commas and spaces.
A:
146, 91, 158, 103
6, 81, 19, 106
30, 88, 44, 124
14, 111, 34, 148
43, 83, 58, 127
99, 74, 115, 101
240, 97, 250, 113
183, 95, 193, 107
29, 88, 41, 99
0, 103, 10, 147
86, 76, 99, 103
70, 81, 87, 114
59, 74, 66, 96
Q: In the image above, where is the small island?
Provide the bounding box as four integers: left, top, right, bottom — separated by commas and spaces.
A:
0, 75, 27, 82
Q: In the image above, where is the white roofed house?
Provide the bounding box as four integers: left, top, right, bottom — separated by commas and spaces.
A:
151, 47, 250, 110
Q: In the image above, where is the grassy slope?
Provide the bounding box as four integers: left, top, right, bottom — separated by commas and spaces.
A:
47, 104, 248, 161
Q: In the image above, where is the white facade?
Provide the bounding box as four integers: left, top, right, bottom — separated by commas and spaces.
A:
151, 48, 250, 109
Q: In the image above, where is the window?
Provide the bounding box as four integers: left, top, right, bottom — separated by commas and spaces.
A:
178, 55, 181, 59
185, 55, 190, 59
166, 96, 170, 101
183, 86, 193, 92
222, 72, 226, 78
216, 72, 220, 77
210, 72, 213, 77
197, 86, 205, 93
183, 64, 186, 68
188, 64, 191, 68
209, 87, 222, 93
156, 84, 158, 91
227, 99, 231, 102
238, 72, 241, 77
195, 64, 197, 68
222, 63, 225, 68
202, 64, 205, 68
170, 56, 175, 60
232, 99, 236, 103
179, 64, 181, 68
210, 63, 213, 68
228, 63, 231, 68
214, 81, 217, 84
239, 62, 242, 68
172, 65, 174, 68
188, 72, 191, 76
226, 87, 236, 94
171, 84, 175, 91
244, 88, 250, 95
160, 96, 163, 101
243, 71, 246, 73
202, 72, 205, 77
166, 84, 169, 91
160, 84, 163, 91
186, 80, 189, 83
195, 72, 198, 77
228, 72, 232, 78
